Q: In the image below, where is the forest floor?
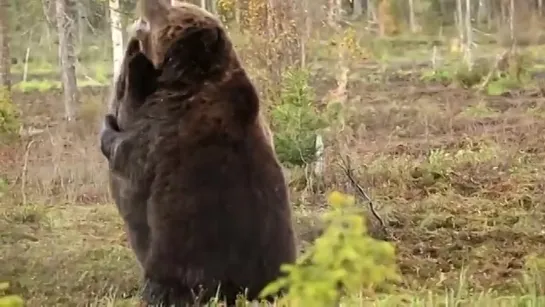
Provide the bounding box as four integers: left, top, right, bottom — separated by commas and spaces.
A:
2, 46, 545, 306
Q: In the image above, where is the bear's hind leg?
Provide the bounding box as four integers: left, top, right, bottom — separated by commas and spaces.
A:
141, 278, 211, 307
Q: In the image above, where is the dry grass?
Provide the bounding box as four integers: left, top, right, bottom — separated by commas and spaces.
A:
3, 40, 545, 306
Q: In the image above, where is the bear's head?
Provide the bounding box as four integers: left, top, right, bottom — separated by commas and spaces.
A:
131, 0, 236, 86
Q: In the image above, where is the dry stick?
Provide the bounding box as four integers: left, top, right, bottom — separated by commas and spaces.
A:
337, 155, 387, 235
23, 47, 31, 82
21, 139, 36, 205
477, 50, 509, 92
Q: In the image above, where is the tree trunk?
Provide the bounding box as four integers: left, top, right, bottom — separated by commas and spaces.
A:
352, 0, 362, 18
464, 0, 473, 70
456, 0, 464, 43
509, 0, 515, 45
477, 0, 485, 25
200, 0, 206, 10
109, 0, 123, 80
206, 0, 216, 14
56, 0, 78, 121
327, 0, 338, 27
408, 0, 416, 33
0, 0, 11, 91
234, 0, 241, 25
76, 0, 89, 45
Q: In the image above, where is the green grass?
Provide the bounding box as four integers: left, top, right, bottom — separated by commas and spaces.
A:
12, 78, 107, 92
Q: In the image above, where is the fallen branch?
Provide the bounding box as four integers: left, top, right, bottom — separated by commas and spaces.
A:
337, 155, 388, 238
477, 50, 509, 92
21, 139, 36, 205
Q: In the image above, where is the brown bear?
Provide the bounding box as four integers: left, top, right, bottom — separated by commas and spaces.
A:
106, 20, 157, 130
126, 0, 276, 149
100, 1, 296, 306
102, 32, 160, 268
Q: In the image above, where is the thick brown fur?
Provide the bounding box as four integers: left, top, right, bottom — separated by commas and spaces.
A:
100, 2, 296, 306
107, 28, 159, 129
127, 1, 275, 149
103, 34, 160, 267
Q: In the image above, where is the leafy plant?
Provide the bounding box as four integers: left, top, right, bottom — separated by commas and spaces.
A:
270, 68, 329, 167
420, 68, 453, 84
216, 0, 236, 23
0, 282, 23, 307
0, 87, 20, 138
487, 75, 524, 96
261, 192, 400, 306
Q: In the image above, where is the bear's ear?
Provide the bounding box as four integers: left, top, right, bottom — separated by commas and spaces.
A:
162, 26, 225, 73
127, 18, 150, 42
124, 37, 142, 59
114, 37, 142, 101
126, 52, 159, 106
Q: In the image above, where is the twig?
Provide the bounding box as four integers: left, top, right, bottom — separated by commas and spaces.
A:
76, 61, 101, 84
23, 47, 31, 83
477, 50, 509, 91
337, 155, 387, 233
21, 139, 36, 205
472, 27, 495, 38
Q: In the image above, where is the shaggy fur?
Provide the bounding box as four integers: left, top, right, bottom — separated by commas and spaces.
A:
103, 35, 159, 266
100, 2, 296, 306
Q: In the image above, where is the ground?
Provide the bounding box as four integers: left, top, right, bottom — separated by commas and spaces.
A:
2, 42, 545, 305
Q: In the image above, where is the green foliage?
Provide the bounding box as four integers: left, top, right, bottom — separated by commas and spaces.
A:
0, 88, 20, 138
452, 64, 489, 88
422, 52, 535, 93
522, 254, 545, 294
486, 78, 510, 96
270, 68, 329, 167
216, 0, 236, 24
486, 75, 527, 96
13, 80, 59, 93
0, 177, 8, 199
420, 67, 453, 84
420, 62, 489, 88
261, 192, 400, 306
13, 79, 105, 93
0, 283, 23, 307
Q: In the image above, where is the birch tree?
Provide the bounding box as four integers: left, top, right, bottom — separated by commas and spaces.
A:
509, 0, 515, 45
0, 0, 10, 92
55, 0, 79, 121
455, 0, 464, 44
206, 0, 216, 14
109, 0, 123, 80
367, 0, 376, 22
464, 0, 473, 70
408, 0, 416, 33
76, 0, 89, 45
352, 0, 363, 18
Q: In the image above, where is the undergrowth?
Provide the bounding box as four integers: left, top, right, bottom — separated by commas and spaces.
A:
0, 283, 23, 307
0, 87, 19, 140
261, 192, 399, 307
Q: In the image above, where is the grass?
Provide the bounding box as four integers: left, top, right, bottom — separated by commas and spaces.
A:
2, 31, 545, 306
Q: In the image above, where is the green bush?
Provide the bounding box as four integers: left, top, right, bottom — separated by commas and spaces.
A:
261, 192, 400, 306
0, 282, 23, 307
0, 88, 20, 138
270, 68, 329, 167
